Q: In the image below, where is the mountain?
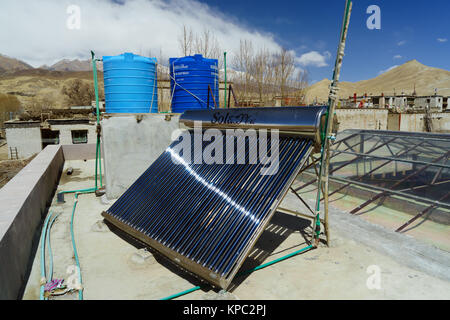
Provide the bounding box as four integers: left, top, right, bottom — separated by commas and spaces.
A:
0, 54, 33, 73
1, 54, 448, 109
305, 60, 450, 103
0, 68, 101, 108
41, 59, 103, 72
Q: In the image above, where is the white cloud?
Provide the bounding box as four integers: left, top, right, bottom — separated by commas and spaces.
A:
393, 55, 402, 59
296, 51, 331, 67
0, 0, 284, 67
378, 65, 398, 75
397, 40, 407, 46
437, 38, 448, 43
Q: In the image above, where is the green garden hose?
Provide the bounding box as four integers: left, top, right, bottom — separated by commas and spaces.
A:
161, 244, 314, 300
44, 212, 60, 300
39, 211, 53, 300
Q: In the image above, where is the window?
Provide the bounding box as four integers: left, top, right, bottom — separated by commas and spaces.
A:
41, 129, 60, 148
71, 130, 88, 144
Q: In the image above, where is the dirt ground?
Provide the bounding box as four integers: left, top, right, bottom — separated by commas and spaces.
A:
0, 143, 35, 188
0, 141, 7, 160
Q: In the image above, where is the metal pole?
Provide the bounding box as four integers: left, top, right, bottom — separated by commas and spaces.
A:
315, 0, 352, 246
91, 51, 101, 189
395, 192, 450, 233
207, 85, 210, 109
224, 51, 227, 109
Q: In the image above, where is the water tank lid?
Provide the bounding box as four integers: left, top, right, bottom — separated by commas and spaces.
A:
102, 52, 156, 64
124, 52, 134, 60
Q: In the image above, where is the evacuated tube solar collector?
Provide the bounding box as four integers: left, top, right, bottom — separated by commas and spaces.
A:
103, 106, 329, 289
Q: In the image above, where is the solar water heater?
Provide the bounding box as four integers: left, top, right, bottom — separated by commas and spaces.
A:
102, 106, 327, 289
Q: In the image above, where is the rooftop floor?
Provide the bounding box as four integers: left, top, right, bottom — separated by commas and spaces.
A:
23, 159, 450, 300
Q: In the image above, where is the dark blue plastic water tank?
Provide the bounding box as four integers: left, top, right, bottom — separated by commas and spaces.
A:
103, 52, 158, 113
169, 54, 219, 113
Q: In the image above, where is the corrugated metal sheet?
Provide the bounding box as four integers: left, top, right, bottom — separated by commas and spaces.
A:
102, 131, 312, 289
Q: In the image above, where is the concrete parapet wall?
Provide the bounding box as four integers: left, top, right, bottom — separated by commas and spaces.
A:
336, 109, 388, 131
336, 109, 450, 133
0, 145, 64, 299
431, 113, 450, 132
101, 113, 181, 199
62, 143, 97, 161
387, 113, 450, 133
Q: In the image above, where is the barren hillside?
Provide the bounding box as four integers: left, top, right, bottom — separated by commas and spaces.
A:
0, 54, 33, 73
0, 69, 103, 108
305, 60, 450, 103
1, 55, 449, 109
41, 59, 103, 72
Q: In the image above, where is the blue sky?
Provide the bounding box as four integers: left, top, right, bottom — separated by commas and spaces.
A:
1, 0, 448, 83
202, 0, 450, 82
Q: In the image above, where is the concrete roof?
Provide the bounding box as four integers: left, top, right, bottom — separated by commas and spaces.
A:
4, 120, 40, 128
20, 159, 450, 300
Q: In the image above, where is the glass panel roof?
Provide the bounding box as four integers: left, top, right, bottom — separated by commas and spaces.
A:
329, 130, 450, 208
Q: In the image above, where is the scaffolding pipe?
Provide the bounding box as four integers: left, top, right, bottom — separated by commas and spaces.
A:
91, 50, 103, 189
314, 0, 352, 246
224, 51, 227, 109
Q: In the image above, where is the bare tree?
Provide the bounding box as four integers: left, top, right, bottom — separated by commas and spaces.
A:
273, 48, 295, 105
232, 39, 254, 104
0, 93, 21, 113
249, 48, 272, 104
178, 26, 223, 71
178, 25, 194, 56
194, 29, 220, 59
286, 69, 309, 105
0, 94, 21, 129
61, 79, 103, 107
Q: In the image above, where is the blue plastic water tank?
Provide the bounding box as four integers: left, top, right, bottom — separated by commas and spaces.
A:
169, 54, 219, 113
103, 52, 158, 113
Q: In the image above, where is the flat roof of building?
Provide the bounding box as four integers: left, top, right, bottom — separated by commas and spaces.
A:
21, 155, 450, 300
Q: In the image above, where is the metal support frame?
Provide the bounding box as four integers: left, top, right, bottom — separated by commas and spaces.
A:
330, 149, 450, 170
395, 192, 450, 232
305, 126, 450, 233
227, 84, 238, 109
328, 175, 450, 210
207, 85, 218, 109
327, 139, 425, 198
349, 150, 450, 214
293, 133, 389, 193
276, 154, 330, 245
